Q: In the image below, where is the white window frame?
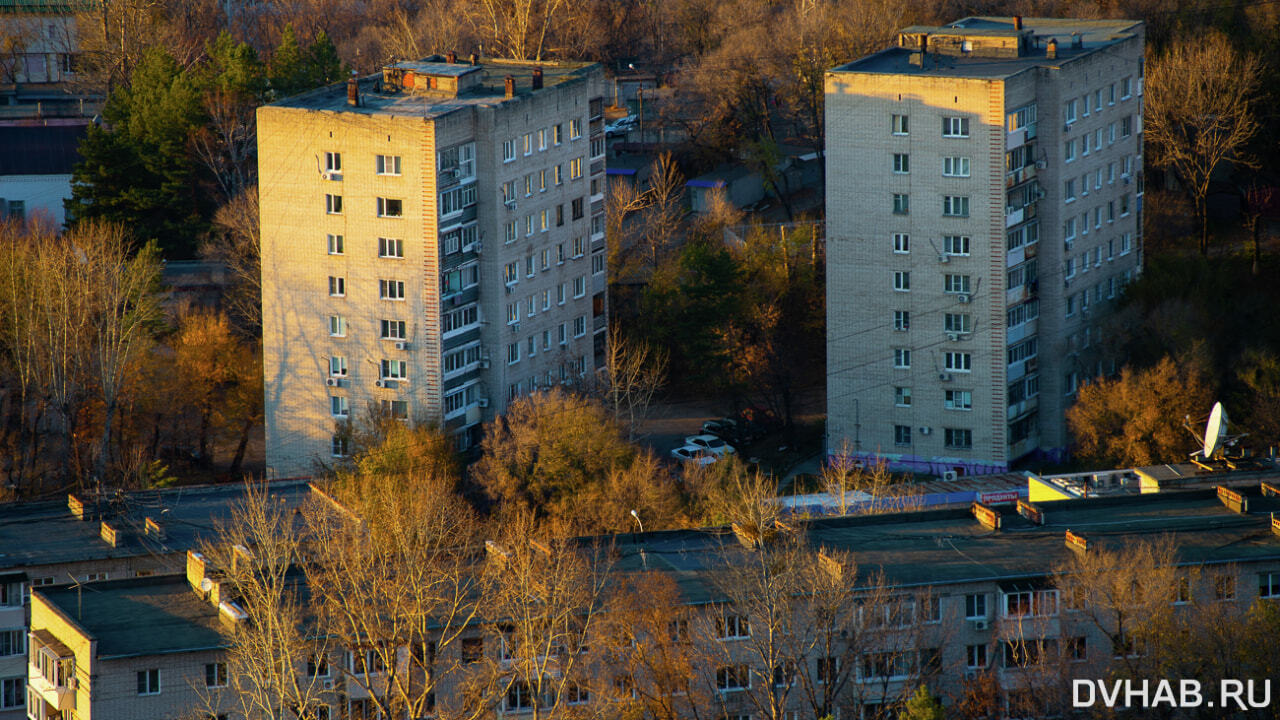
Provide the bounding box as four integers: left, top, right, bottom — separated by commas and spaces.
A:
941, 116, 970, 138
943, 156, 970, 177
892, 233, 909, 254
376, 154, 401, 176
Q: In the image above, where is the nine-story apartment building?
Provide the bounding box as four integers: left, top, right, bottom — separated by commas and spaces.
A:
826, 17, 1145, 474
259, 56, 609, 476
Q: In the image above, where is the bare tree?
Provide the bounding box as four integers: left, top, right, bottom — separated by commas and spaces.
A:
1144, 32, 1262, 255
597, 325, 667, 442
204, 186, 262, 334
469, 0, 568, 61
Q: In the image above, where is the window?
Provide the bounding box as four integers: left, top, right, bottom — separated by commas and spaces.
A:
816, 657, 839, 684
892, 194, 909, 215
377, 197, 403, 218
1121, 115, 1132, 137
943, 156, 970, 177
965, 593, 987, 619
894, 386, 911, 407
1069, 636, 1088, 662
716, 664, 750, 691
328, 315, 347, 337
966, 645, 987, 669
379, 280, 405, 301
380, 359, 407, 380
945, 428, 973, 449
570, 118, 582, 139
894, 424, 912, 446
572, 197, 585, 220
462, 638, 483, 663
1065, 98, 1078, 124
328, 276, 345, 297
893, 271, 910, 292
330, 396, 350, 418
1065, 139, 1076, 162
592, 253, 605, 275
893, 348, 911, 369
137, 669, 161, 696
892, 153, 910, 173
327, 233, 344, 254
944, 313, 972, 334
893, 310, 910, 331
574, 316, 587, 337
716, 613, 750, 639
0, 677, 21, 710
503, 139, 516, 162
942, 116, 970, 137
205, 663, 227, 689
324, 151, 341, 173
1003, 589, 1059, 617
944, 274, 971, 294
1260, 573, 1280, 599
376, 154, 401, 175
943, 235, 970, 256
553, 124, 563, 145
891, 114, 908, 135
325, 194, 343, 214
570, 157, 584, 179
441, 185, 477, 215
1121, 76, 1132, 99
1065, 178, 1075, 201
0, 630, 23, 657
537, 128, 547, 151
893, 233, 909, 253
559, 323, 568, 344
379, 237, 404, 258
1214, 574, 1236, 601
329, 356, 348, 376
945, 390, 973, 410
523, 132, 534, 155
943, 195, 969, 217
944, 352, 971, 372
331, 435, 350, 457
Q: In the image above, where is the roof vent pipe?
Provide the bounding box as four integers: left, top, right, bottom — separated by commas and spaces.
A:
1046, 37, 1058, 59
532, 66, 544, 90
446, 51, 457, 64
504, 75, 515, 98
347, 71, 359, 106
469, 52, 479, 66
1013, 15, 1022, 30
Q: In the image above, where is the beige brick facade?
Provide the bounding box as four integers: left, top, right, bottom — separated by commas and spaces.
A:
259, 59, 608, 477
826, 18, 1144, 475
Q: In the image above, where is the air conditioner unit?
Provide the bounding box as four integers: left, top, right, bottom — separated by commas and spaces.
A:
947, 332, 960, 342
958, 294, 972, 304
321, 170, 341, 181
939, 373, 953, 382
964, 670, 978, 680
919, 426, 932, 436
972, 619, 990, 631
1035, 160, 1047, 169
478, 358, 491, 369
394, 341, 409, 351
938, 254, 950, 264
325, 377, 339, 387
470, 241, 483, 254
942, 470, 959, 481
1122, 175, 1132, 184
505, 285, 514, 294
321, 679, 335, 691
505, 199, 517, 209
478, 398, 490, 408
511, 322, 520, 333
375, 379, 388, 388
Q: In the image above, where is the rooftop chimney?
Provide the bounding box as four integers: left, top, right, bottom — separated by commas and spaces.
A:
469, 52, 479, 66
1046, 37, 1058, 59
532, 66, 544, 90
347, 71, 360, 106
1071, 32, 1083, 49
504, 75, 515, 98
446, 51, 457, 64
1013, 15, 1023, 30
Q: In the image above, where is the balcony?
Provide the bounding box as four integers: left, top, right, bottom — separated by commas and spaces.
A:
1005, 164, 1037, 189
1006, 318, 1036, 345
1006, 394, 1039, 421
28, 632, 75, 712
1006, 122, 1037, 150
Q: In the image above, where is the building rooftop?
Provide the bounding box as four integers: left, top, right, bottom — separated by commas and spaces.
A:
834, 16, 1144, 79
0, 123, 86, 175
36, 574, 226, 659
0, 480, 314, 574
606, 488, 1280, 604
269, 57, 600, 118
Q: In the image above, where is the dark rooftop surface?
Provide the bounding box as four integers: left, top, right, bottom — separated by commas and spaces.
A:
270, 58, 598, 117
834, 16, 1143, 79
36, 574, 226, 658
0, 480, 314, 574
0, 124, 86, 175
606, 489, 1280, 605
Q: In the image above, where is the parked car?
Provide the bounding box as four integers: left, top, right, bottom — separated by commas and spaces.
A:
684, 434, 736, 457
701, 418, 739, 439
670, 445, 717, 465
605, 115, 638, 137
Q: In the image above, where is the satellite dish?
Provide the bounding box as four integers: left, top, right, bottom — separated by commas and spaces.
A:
1203, 401, 1227, 458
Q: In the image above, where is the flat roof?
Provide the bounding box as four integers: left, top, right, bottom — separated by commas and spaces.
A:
270, 58, 599, 118
36, 574, 226, 658
606, 488, 1280, 605
834, 16, 1143, 80
0, 480, 314, 574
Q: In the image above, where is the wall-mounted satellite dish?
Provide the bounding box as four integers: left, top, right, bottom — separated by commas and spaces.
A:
1203, 401, 1227, 458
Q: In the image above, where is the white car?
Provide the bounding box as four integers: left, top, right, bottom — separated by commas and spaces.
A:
670, 445, 718, 465
605, 115, 638, 137
684, 434, 736, 457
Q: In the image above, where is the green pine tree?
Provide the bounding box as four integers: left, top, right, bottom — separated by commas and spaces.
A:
902, 684, 945, 720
